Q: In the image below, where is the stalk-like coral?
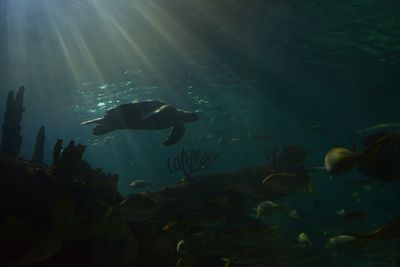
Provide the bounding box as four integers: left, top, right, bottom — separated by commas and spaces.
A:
32, 126, 45, 163
0, 85, 25, 156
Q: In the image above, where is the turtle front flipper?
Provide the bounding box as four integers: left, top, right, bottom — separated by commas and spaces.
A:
163, 122, 185, 146
93, 123, 114, 135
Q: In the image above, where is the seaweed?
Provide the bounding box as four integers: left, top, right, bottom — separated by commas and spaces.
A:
167, 147, 219, 181
0, 85, 25, 156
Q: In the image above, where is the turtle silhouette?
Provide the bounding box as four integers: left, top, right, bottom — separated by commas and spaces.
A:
81, 100, 199, 146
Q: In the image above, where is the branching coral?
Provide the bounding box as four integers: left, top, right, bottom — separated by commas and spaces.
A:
167, 147, 219, 181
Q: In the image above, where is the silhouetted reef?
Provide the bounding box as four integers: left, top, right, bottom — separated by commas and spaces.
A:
0, 146, 307, 266
0, 86, 311, 267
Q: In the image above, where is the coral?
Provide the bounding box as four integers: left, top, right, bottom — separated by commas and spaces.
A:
264, 145, 308, 172
167, 147, 219, 181
50, 139, 120, 202
52, 139, 63, 165
52, 140, 86, 177
32, 126, 45, 163
0, 85, 25, 156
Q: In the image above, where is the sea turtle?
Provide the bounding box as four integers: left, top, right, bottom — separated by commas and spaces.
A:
81, 100, 199, 146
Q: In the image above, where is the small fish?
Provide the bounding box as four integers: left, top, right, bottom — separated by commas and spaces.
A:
339, 179, 375, 187
309, 124, 323, 131
223, 185, 268, 200
324, 135, 387, 175
326, 218, 400, 249
363, 185, 372, 191
255, 200, 286, 218
356, 123, 400, 136
119, 195, 158, 222
1, 239, 63, 267
176, 240, 187, 255
229, 137, 241, 144
262, 173, 314, 194
221, 249, 268, 267
130, 179, 153, 190
186, 232, 216, 251
288, 210, 300, 219
314, 199, 321, 210
162, 221, 177, 231
324, 235, 358, 249
253, 134, 275, 142
344, 211, 368, 222
298, 233, 312, 245
336, 209, 346, 216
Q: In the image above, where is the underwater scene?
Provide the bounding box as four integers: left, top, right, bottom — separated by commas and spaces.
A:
1, 0, 400, 266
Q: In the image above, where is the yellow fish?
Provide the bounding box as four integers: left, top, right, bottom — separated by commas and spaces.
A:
324, 136, 387, 175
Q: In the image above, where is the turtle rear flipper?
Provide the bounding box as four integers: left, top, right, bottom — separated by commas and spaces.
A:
163, 122, 185, 146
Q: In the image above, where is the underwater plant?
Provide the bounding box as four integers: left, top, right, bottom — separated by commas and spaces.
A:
167, 147, 219, 181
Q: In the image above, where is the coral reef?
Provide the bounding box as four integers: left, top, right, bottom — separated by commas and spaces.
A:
0, 82, 317, 267
167, 147, 219, 181
0, 152, 301, 267
32, 126, 45, 164
0, 151, 127, 267
0, 85, 25, 156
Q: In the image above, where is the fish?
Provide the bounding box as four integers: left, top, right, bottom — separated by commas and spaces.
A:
118, 195, 158, 222
326, 218, 400, 249
176, 240, 187, 255
344, 211, 368, 222
288, 210, 300, 219
219, 224, 280, 246
324, 235, 358, 249
309, 124, 323, 131
253, 134, 275, 142
254, 200, 286, 218
339, 179, 376, 187
98, 195, 158, 222
298, 232, 312, 246
314, 199, 321, 210
180, 213, 228, 228
186, 232, 216, 251
196, 240, 231, 256
336, 209, 346, 216
221, 249, 269, 267
355, 123, 400, 136
223, 185, 270, 200
1, 239, 63, 267
262, 173, 314, 194
324, 135, 387, 175
129, 179, 153, 190
162, 221, 177, 232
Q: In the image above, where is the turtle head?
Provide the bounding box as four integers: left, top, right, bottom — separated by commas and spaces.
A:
179, 111, 199, 123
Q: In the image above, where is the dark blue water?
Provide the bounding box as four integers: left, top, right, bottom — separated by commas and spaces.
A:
1, 0, 400, 266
